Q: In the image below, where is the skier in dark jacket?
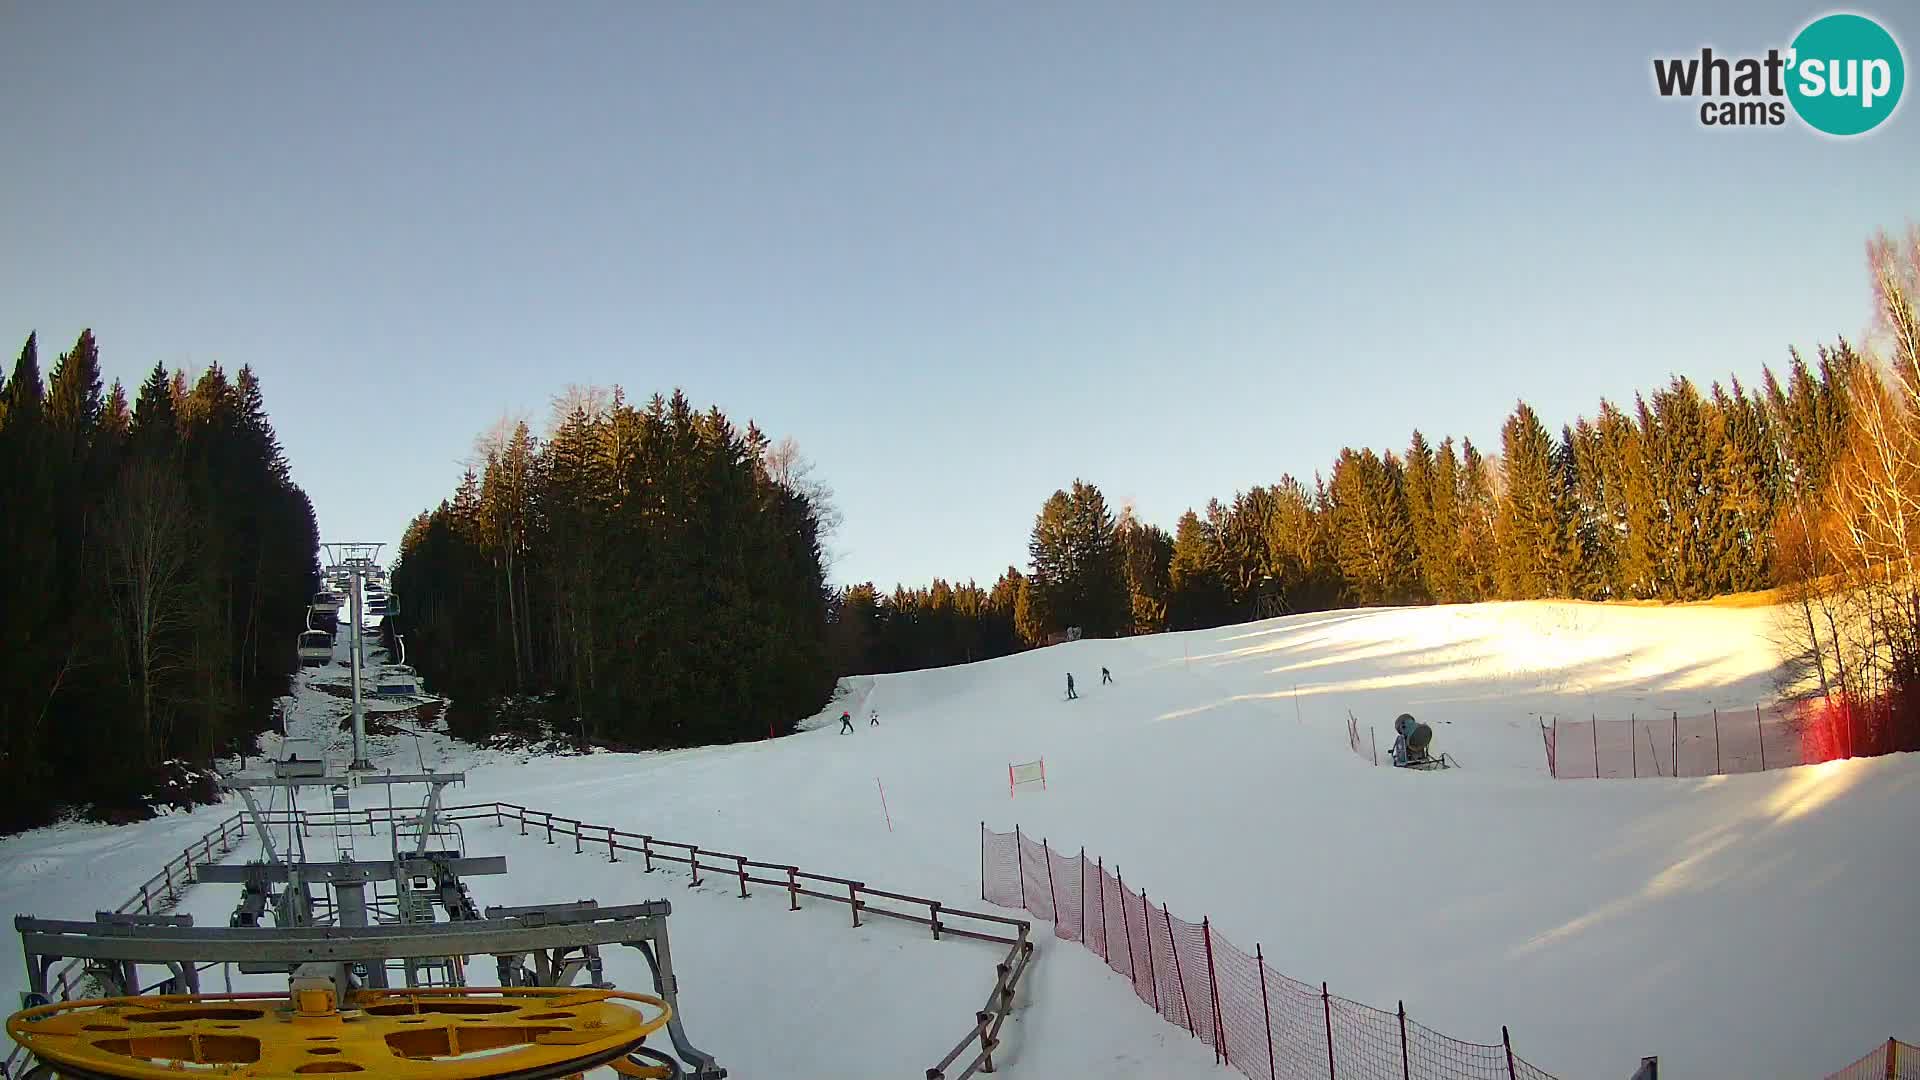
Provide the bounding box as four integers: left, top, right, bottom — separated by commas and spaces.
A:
839, 711, 853, 734
869, 710, 879, 726
1066, 673, 1077, 700
1101, 667, 1112, 685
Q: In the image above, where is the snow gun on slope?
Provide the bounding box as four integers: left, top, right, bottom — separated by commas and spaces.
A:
1390, 713, 1458, 771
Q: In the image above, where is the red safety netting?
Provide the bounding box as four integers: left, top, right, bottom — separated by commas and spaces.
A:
1545, 702, 1813, 779
1825, 1038, 1920, 1080
980, 825, 1564, 1080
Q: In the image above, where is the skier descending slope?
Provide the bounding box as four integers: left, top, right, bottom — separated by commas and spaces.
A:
1065, 673, 1077, 700
838, 710, 853, 734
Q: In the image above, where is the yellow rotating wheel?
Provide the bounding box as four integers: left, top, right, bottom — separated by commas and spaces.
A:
6, 986, 676, 1080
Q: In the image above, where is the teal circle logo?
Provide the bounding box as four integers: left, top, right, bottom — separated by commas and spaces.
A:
1786, 13, 1905, 135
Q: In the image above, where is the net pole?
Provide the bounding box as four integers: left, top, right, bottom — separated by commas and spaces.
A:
1043, 838, 1061, 932
1398, 1001, 1411, 1080
1118, 867, 1138, 987
1079, 847, 1087, 944
1592, 714, 1600, 779
1204, 918, 1228, 1066
1015, 825, 1027, 910
1164, 902, 1196, 1037
1714, 708, 1722, 775
1322, 982, 1336, 1080
1757, 705, 1767, 771
1503, 1025, 1517, 1080
1098, 856, 1110, 964
1141, 888, 1160, 1014
1257, 944, 1276, 1080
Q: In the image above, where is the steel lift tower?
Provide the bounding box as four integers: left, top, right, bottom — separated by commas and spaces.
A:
323, 542, 384, 771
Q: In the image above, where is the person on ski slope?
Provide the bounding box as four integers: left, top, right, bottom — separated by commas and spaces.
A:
839, 711, 854, 734
1101, 667, 1112, 685
1066, 673, 1077, 700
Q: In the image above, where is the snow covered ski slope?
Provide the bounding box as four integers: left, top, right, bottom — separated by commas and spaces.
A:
4, 598, 1916, 1078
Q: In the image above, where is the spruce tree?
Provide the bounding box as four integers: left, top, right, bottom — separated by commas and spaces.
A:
1167, 509, 1233, 629
1327, 448, 1418, 605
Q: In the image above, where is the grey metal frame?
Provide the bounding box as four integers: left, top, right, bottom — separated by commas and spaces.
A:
14, 901, 725, 1079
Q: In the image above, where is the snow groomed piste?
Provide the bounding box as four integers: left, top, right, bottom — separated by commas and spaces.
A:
5, 594, 1918, 1077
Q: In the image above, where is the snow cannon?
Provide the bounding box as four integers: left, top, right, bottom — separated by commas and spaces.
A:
1392, 712, 1453, 770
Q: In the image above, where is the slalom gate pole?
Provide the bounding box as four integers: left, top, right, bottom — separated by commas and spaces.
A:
876, 778, 892, 832
1098, 857, 1110, 964
1758, 705, 1767, 770
1118, 867, 1138, 986
1592, 715, 1600, 779
980, 823, 986, 901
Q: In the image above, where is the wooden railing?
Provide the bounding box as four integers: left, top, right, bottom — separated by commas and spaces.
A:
442, 802, 1035, 1078
5, 801, 1034, 1079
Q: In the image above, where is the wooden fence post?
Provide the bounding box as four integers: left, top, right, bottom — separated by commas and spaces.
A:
642, 835, 654, 872
787, 867, 800, 911
688, 845, 701, 886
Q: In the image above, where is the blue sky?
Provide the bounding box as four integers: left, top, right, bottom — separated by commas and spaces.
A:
2, 3, 1915, 588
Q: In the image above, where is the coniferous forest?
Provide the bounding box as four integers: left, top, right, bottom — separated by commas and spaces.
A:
834, 352, 1860, 674
389, 390, 837, 749
838, 229, 1916, 690
0, 331, 320, 831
